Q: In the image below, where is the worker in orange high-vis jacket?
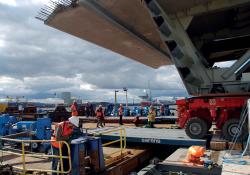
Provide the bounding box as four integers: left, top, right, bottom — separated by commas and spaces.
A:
51, 117, 79, 175
96, 105, 105, 128
70, 101, 78, 117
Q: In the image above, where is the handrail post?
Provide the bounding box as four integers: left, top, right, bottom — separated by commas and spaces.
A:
21, 141, 26, 174
122, 128, 126, 150
65, 141, 72, 174
58, 142, 64, 173
119, 128, 123, 155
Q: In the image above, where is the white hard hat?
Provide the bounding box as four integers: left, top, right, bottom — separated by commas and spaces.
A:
68, 116, 79, 127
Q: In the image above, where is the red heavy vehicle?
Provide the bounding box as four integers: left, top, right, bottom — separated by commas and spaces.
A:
177, 96, 249, 140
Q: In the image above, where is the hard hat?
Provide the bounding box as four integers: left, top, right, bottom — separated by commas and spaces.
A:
68, 116, 79, 127
188, 146, 205, 157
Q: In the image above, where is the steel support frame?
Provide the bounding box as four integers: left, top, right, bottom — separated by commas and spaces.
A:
222, 50, 250, 79
143, 0, 250, 96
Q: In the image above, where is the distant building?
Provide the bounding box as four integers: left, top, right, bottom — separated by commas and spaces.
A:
71, 97, 82, 104
61, 92, 72, 105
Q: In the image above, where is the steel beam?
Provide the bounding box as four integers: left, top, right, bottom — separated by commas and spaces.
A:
168, 0, 250, 19
143, 0, 214, 94
222, 49, 250, 79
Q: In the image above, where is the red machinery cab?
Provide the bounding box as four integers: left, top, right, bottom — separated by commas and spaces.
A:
177, 96, 249, 140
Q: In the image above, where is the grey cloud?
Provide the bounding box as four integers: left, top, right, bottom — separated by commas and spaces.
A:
0, 1, 187, 101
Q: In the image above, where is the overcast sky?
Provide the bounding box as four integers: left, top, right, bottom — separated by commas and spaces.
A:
0, 0, 188, 103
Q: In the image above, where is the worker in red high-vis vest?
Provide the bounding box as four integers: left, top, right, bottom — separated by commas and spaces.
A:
118, 104, 123, 125
70, 101, 78, 117
51, 117, 79, 175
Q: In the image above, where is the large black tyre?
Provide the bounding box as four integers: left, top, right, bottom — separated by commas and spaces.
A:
222, 118, 248, 141
185, 117, 208, 139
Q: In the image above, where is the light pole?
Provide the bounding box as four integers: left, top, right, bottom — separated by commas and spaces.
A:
115, 90, 119, 106
114, 90, 119, 116
123, 88, 128, 109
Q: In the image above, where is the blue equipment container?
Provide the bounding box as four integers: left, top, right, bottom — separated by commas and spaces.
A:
15, 121, 36, 133
0, 114, 18, 136
70, 137, 105, 175
12, 117, 51, 139
87, 137, 105, 172
123, 107, 129, 116
131, 107, 142, 116
143, 106, 149, 116
15, 117, 51, 152
105, 104, 114, 116
111, 105, 119, 116
70, 137, 87, 175
35, 118, 51, 140
2, 117, 52, 152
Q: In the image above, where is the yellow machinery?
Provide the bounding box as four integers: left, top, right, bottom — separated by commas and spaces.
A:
0, 104, 7, 113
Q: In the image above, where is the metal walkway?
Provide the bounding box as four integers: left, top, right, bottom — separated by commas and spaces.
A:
87, 127, 206, 146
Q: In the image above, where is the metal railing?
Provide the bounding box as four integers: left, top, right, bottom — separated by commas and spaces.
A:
94, 127, 126, 156
0, 138, 71, 174
0, 127, 127, 173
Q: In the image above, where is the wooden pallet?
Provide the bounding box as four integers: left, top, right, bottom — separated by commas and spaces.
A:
105, 147, 153, 175
210, 133, 243, 151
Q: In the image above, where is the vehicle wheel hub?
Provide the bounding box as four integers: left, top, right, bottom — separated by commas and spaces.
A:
189, 123, 202, 135
228, 124, 240, 136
